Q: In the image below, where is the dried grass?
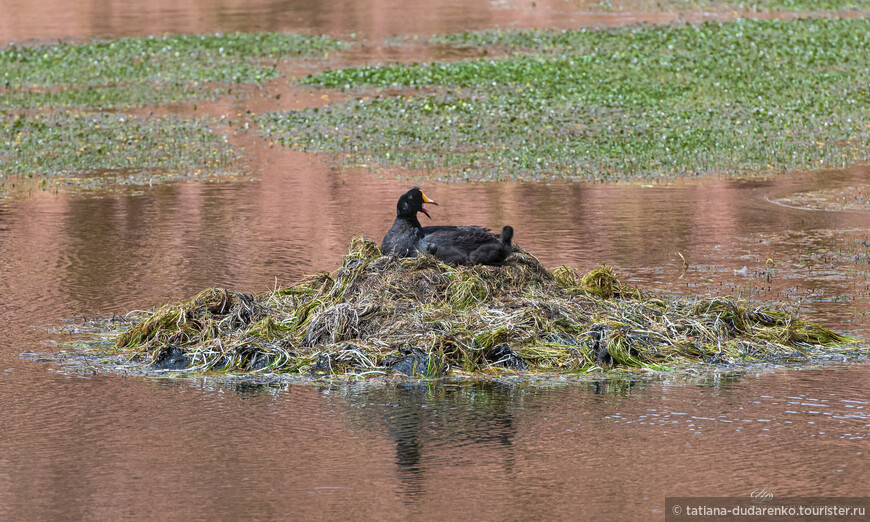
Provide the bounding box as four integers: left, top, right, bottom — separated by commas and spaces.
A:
109, 236, 860, 376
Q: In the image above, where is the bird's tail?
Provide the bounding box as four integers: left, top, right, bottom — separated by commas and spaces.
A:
500, 226, 514, 247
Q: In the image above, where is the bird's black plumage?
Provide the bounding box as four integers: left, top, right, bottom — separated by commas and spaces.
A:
381, 188, 515, 265
470, 225, 514, 265
421, 225, 514, 265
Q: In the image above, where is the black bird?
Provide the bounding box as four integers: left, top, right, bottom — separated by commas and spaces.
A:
382, 188, 515, 265
381, 187, 438, 257
420, 225, 514, 266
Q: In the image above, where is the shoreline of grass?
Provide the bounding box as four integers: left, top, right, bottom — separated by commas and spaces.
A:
32, 348, 870, 386
258, 18, 870, 182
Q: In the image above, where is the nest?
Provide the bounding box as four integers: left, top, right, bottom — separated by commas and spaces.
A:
110, 237, 859, 377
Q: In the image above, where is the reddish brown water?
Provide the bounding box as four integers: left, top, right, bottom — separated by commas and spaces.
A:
0, 0, 741, 44
1, 1, 869, 520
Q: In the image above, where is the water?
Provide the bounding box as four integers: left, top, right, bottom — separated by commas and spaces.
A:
1, 1, 869, 519
0, 0, 704, 44
1, 368, 867, 519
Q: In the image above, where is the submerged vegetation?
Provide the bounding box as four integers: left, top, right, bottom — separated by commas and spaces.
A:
773, 184, 870, 212
258, 18, 870, 181
0, 111, 239, 181
97, 237, 861, 379
0, 31, 347, 195
1, 32, 348, 109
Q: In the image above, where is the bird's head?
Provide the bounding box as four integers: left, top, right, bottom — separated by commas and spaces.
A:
397, 187, 438, 219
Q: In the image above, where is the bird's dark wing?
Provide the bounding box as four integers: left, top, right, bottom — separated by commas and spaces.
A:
420, 225, 493, 237
421, 226, 499, 252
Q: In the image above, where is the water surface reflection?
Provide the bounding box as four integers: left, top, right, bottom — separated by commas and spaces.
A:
8, 368, 859, 519
0, 0, 715, 44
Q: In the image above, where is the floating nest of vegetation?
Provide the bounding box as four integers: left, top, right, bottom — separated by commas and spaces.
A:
108, 237, 860, 378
